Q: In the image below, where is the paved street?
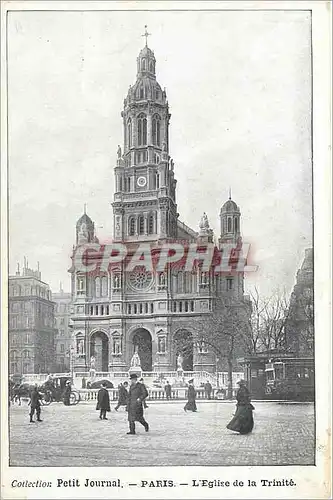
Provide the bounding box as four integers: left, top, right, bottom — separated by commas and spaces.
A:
9, 400, 315, 467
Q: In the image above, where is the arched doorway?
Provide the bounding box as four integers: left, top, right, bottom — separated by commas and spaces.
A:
174, 329, 193, 371
90, 331, 109, 372
132, 328, 152, 371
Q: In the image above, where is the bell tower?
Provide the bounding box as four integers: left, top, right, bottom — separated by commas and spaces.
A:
112, 27, 178, 242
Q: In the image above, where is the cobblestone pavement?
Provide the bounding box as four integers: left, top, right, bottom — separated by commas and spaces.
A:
9, 400, 315, 467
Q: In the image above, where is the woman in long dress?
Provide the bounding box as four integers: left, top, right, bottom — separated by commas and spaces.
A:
226, 379, 254, 434
184, 379, 197, 412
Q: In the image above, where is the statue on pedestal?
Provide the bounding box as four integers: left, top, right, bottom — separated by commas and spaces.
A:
130, 346, 141, 368
90, 356, 96, 370
177, 353, 184, 372
117, 145, 122, 158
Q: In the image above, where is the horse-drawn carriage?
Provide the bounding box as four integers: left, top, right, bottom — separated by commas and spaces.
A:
10, 376, 81, 406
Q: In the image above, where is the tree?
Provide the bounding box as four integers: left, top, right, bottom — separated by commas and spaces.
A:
173, 296, 252, 399
249, 287, 291, 355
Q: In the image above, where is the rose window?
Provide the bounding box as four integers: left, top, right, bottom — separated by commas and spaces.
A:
128, 269, 153, 291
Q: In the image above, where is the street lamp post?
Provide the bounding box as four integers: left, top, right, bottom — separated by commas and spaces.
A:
70, 346, 74, 380
216, 356, 219, 388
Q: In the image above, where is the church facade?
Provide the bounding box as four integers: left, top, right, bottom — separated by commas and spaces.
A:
69, 38, 251, 374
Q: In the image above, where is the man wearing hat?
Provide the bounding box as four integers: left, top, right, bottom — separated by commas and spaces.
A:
184, 379, 197, 412
126, 373, 149, 434
63, 380, 72, 406
96, 382, 111, 420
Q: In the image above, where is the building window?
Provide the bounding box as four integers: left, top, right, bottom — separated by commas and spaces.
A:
90, 306, 93, 315
137, 114, 147, 146
150, 303, 154, 314
190, 301, 194, 312
95, 277, 101, 298
155, 173, 160, 189
128, 217, 135, 236
152, 115, 161, 146
226, 277, 233, 291
227, 217, 232, 232
127, 119, 132, 148
234, 217, 238, 232
60, 344, 65, 353
148, 213, 155, 234
138, 215, 145, 235
106, 305, 109, 315
101, 277, 108, 297
142, 59, 146, 70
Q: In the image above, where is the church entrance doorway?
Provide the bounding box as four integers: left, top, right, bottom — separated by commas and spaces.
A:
132, 328, 152, 371
90, 331, 109, 372
173, 329, 193, 371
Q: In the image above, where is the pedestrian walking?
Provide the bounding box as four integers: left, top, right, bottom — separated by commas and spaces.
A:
226, 379, 254, 435
139, 378, 149, 408
96, 382, 111, 420
114, 382, 129, 411
126, 373, 149, 435
184, 379, 197, 412
164, 381, 172, 400
28, 384, 43, 423
204, 380, 213, 399
63, 380, 71, 406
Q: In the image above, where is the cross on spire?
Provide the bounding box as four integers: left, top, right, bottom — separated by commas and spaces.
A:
142, 25, 151, 46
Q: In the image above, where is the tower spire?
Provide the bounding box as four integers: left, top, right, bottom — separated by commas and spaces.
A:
142, 25, 151, 47
229, 187, 232, 200
84, 203, 87, 215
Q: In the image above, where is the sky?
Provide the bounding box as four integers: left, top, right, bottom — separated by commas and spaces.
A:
7, 9, 312, 298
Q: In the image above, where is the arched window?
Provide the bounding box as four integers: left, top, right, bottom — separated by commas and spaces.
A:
148, 213, 155, 234
139, 84, 144, 99
152, 115, 161, 146
156, 173, 160, 189
95, 277, 101, 298
149, 61, 154, 72
137, 114, 147, 146
227, 217, 232, 232
101, 277, 108, 297
235, 217, 238, 232
127, 118, 132, 148
142, 59, 146, 70
128, 217, 135, 236
138, 215, 145, 235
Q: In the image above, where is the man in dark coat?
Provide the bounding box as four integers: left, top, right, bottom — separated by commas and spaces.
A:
184, 379, 197, 412
164, 381, 172, 400
29, 384, 43, 423
96, 382, 111, 420
139, 378, 149, 408
204, 381, 213, 399
114, 382, 129, 411
127, 373, 149, 434
63, 381, 71, 406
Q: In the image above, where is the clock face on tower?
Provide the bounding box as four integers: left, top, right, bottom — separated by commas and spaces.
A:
137, 176, 147, 187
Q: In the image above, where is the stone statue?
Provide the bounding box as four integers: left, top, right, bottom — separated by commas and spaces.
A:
90, 356, 96, 370
77, 339, 84, 355
199, 212, 210, 232
162, 141, 167, 152
159, 272, 166, 286
177, 353, 184, 371
130, 346, 141, 367
114, 274, 120, 288
170, 159, 174, 171
117, 145, 122, 158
